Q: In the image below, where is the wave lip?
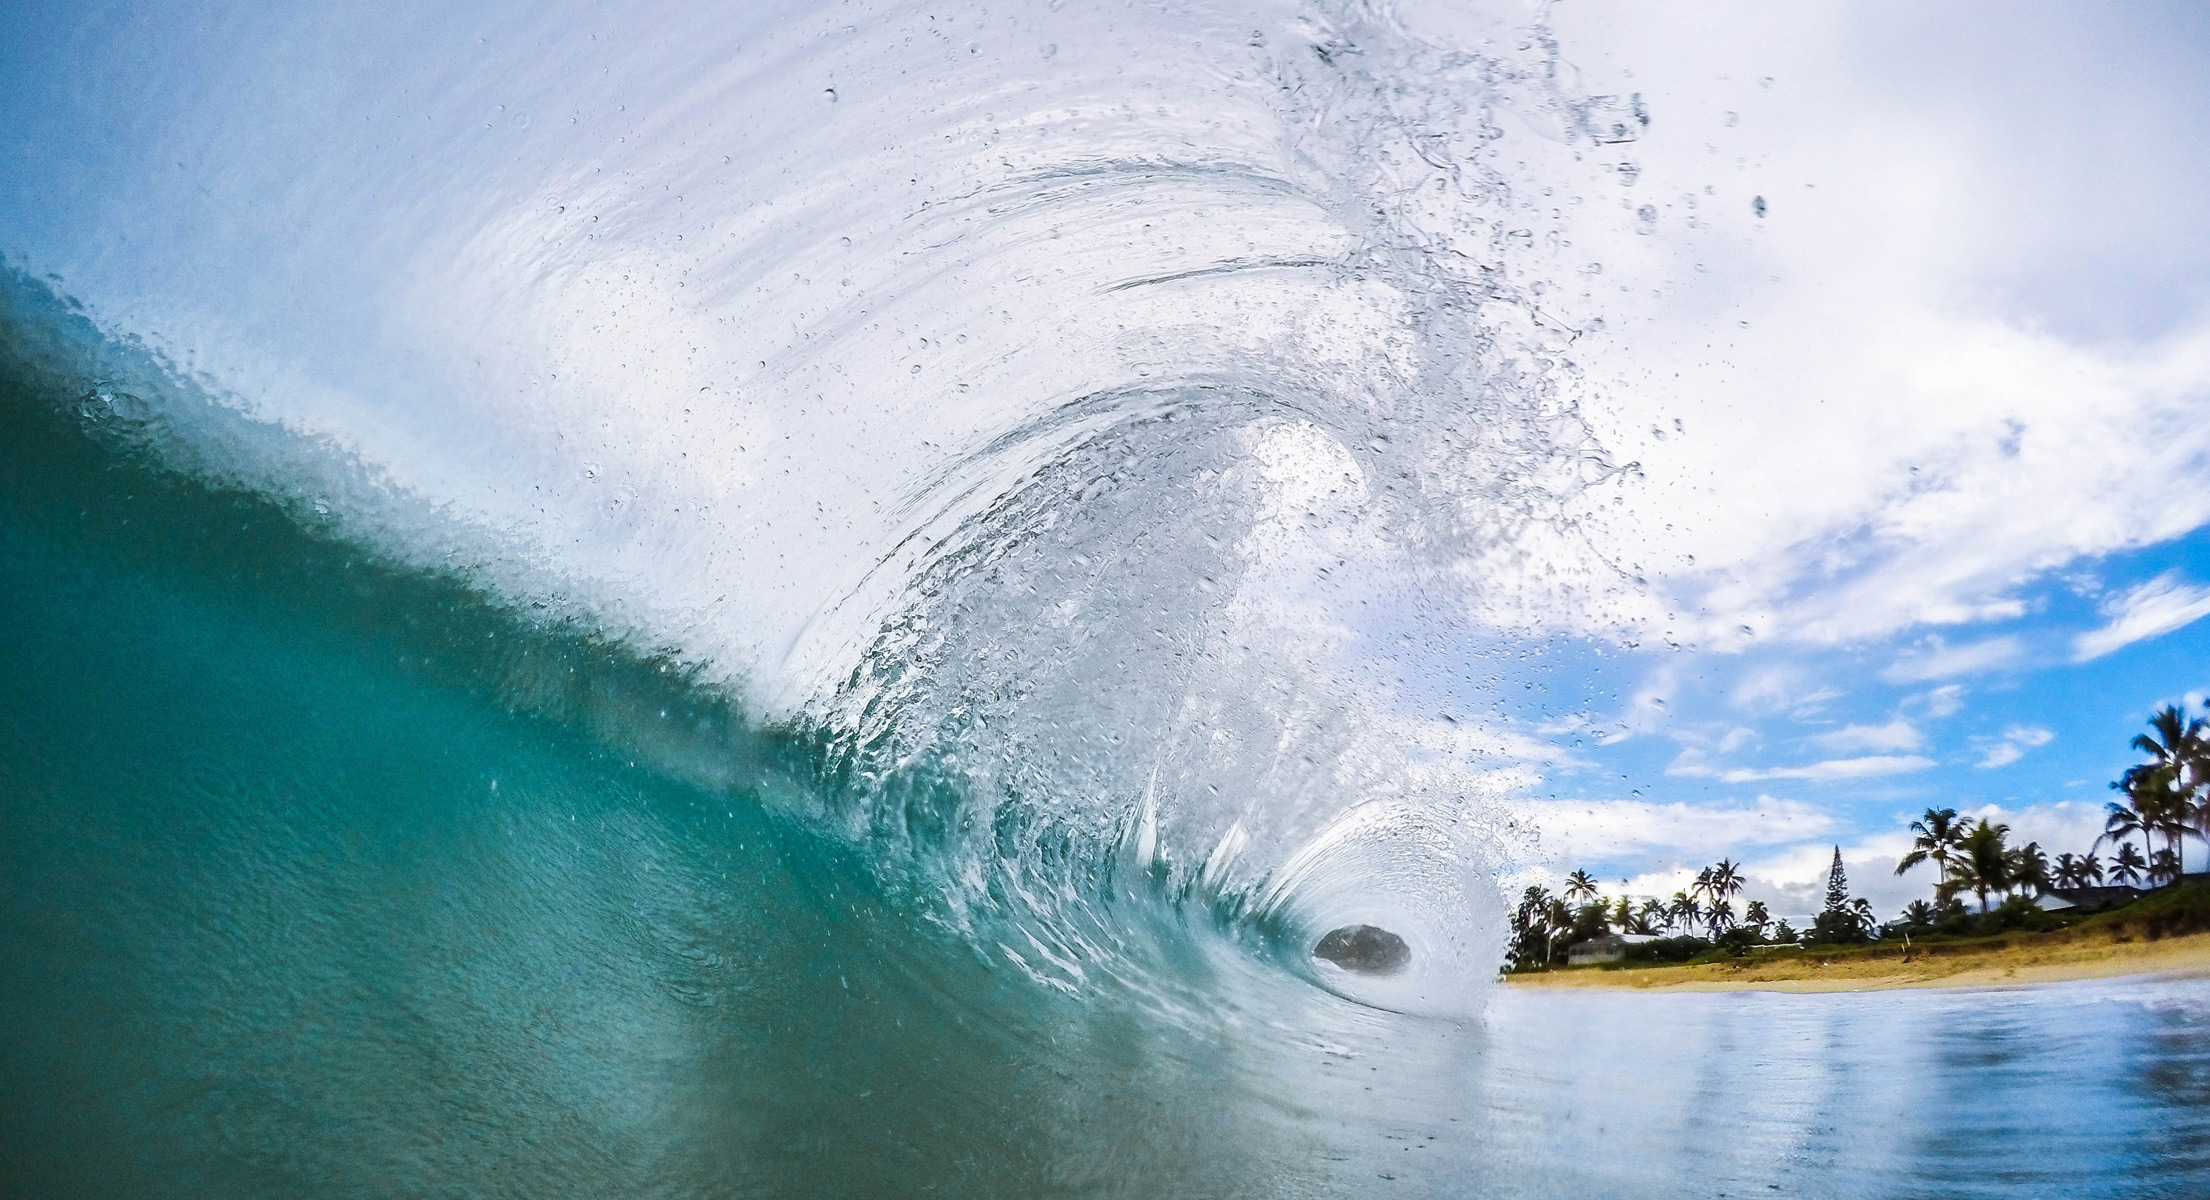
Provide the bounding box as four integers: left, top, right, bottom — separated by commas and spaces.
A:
4, 0, 1630, 1017
5, 0, 1638, 1117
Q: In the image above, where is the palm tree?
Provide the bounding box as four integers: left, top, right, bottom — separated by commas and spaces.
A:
2052, 852, 2103, 890
2127, 705, 2206, 881
1699, 859, 1746, 936
1635, 897, 1666, 935
2195, 701, 2210, 863
1542, 896, 1573, 962
2161, 794, 2199, 882
2109, 842, 2148, 887
1667, 890, 1701, 935
2149, 780, 2196, 883
1895, 807, 1966, 900
1955, 819, 2011, 913
1849, 897, 1879, 938
2008, 841, 2051, 898
2134, 704, 2205, 780
1509, 886, 1552, 968
2099, 770, 2163, 880
1743, 900, 1770, 937
2125, 762, 2198, 884
1709, 859, 1745, 904
1563, 870, 1599, 906
2151, 847, 2182, 888
1900, 899, 1938, 929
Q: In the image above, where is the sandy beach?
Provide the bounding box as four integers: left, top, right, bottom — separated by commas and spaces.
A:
1504, 929, 2210, 993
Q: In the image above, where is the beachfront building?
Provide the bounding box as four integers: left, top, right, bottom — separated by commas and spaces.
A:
1565, 933, 1660, 965
2043, 884, 2146, 913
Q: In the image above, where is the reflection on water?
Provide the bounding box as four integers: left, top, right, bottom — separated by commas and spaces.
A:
1476, 983, 2210, 1198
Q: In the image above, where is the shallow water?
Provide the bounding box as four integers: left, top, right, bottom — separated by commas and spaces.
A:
1481, 982, 2210, 1199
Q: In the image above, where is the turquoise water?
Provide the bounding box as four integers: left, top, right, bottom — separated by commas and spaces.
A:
5, 0, 2210, 1191
6, 272, 2210, 1198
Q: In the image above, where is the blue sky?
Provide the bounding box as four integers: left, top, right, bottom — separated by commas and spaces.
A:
1465, 1, 2210, 917
1499, 533, 2210, 917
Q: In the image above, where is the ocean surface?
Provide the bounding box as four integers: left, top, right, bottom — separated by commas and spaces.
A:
3, 1, 2208, 1195
9, 265, 2210, 1199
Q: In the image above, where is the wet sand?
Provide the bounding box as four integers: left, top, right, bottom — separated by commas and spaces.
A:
1505, 929, 2210, 993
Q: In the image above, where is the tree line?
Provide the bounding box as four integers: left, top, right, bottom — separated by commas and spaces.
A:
1507, 701, 2209, 969
1505, 847, 1879, 970
1890, 702, 2208, 932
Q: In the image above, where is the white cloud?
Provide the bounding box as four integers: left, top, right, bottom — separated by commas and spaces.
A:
1519, 799, 2118, 922
1729, 665, 1795, 711
1669, 753, 1937, 784
1839, 803, 2105, 917
1805, 719, 1924, 754
1907, 684, 1969, 719
1533, 5, 2210, 655
1598, 665, 1679, 745
1727, 666, 1840, 717
1880, 636, 2023, 684
1533, 712, 1590, 737
1966, 801, 2108, 860
1972, 724, 2055, 769
1516, 795, 1834, 864
1740, 835, 1916, 921
1604, 835, 1919, 922
1659, 724, 1762, 777
1387, 715, 1584, 779
1720, 755, 1937, 784
2072, 572, 2210, 661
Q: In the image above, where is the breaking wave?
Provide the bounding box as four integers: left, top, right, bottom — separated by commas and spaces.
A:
0, 1, 1680, 1193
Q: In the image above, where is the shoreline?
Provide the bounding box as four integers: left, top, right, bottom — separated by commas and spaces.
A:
1503, 929, 2210, 993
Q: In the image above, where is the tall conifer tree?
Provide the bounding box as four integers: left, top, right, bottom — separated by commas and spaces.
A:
1823, 846, 1850, 916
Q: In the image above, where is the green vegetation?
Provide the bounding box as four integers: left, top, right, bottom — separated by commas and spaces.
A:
1544, 882, 2210, 983
1507, 701, 2210, 975
1505, 842, 1881, 973
1886, 703, 2209, 942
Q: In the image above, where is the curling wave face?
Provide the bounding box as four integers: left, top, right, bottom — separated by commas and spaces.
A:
0, 0, 1665, 1192
1, 0, 1645, 1008
0, 280, 1522, 1195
